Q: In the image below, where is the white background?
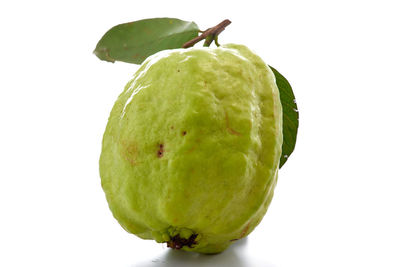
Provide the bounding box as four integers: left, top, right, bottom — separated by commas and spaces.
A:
1, 1, 399, 266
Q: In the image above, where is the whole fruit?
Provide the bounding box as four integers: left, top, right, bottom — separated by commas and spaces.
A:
99, 44, 283, 254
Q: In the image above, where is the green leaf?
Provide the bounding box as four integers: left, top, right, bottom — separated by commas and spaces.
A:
94, 18, 199, 64
269, 66, 299, 168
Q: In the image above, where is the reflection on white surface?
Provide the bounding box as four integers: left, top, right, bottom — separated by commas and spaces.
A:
130, 238, 276, 267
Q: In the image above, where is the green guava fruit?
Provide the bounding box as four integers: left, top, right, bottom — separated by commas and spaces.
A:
99, 44, 283, 254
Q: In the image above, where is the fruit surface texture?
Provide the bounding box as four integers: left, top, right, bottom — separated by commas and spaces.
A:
99, 44, 283, 254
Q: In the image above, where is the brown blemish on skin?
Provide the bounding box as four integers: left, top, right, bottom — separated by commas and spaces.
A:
121, 140, 138, 165
224, 111, 241, 136
182, 131, 187, 136
227, 127, 241, 136
185, 138, 200, 154
171, 126, 174, 129
186, 145, 197, 154
240, 222, 251, 238
177, 69, 180, 72
157, 144, 164, 158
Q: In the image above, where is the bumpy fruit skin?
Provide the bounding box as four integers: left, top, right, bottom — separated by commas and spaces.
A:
99, 44, 283, 254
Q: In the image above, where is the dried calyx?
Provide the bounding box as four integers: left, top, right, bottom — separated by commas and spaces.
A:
166, 234, 198, 249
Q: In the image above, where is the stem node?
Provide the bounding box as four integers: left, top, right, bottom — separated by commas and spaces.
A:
182, 19, 231, 48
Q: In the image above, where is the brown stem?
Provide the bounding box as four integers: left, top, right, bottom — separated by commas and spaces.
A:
182, 19, 231, 48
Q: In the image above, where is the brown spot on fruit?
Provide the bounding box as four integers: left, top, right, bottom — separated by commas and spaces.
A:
224, 111, 241, 136
186, 138, 201, 154
157, 144, 164, 158
182, 131, 187, 136
121, 140, 138, 165
186, 145, 196, 153
227, 127, 241, 136
240, 222, 251, 238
